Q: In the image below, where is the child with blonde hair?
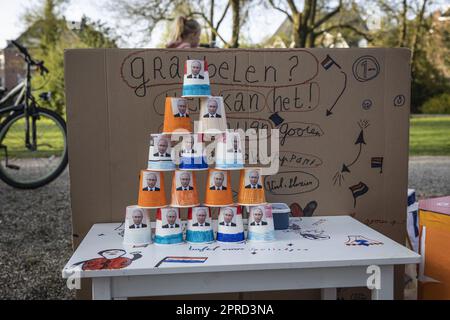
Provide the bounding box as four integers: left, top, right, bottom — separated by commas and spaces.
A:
166, 16, 201, 49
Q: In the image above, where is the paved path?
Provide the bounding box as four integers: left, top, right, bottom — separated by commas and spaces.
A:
408, 156, 450, 199
0, 157, 449, 299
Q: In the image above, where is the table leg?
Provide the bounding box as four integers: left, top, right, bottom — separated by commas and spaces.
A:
371, 265, 394, 300
321, 288, 337, 300
92, 277, 112, 300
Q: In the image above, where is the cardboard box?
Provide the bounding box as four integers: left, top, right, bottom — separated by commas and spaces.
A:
418, 196, 450, 299
64, 48, 411, 299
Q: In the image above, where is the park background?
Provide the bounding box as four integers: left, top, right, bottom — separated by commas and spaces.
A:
0, 0, 449, 299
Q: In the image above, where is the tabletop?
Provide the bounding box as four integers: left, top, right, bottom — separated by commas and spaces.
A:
62, 216, 420, 278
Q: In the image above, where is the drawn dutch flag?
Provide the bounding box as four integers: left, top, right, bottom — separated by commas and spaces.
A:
371, 157, 384, 173
155, 256, 208, 267
321, 54, 341, 70
349, 182, 369, 207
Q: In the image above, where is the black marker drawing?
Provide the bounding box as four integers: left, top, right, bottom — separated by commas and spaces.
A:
352, 56, 380, 82
342, 130, 366, 173
279, 151, 323, 169
114, 222, 124, 231
326, 71, 347, 116
371, 157, 384, 173
358, 119, 370, 130
265, 171, 320, 196
300, 229, 331, 241
288, 55, 299, 81
71, 249, 142, 271
284, 223, 330, 241
130, 57, 151, 97
333, 125, 367, 186
114, 222, 125, 238
321, 54, 342, 70
269, 112, 285, 127
362, 99, 373, 110
154, 256, 208, 268
345, 235, 383, 246
312, 219, 327, 226
250, 243, 308, 255
349, 182, 369, 208
394, 94, 406, 107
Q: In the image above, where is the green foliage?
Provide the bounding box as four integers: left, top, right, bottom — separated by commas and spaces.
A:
369, 3, 450, 114
421, 93, 450, 114
412, 49, 450, 114
410, 116, 450, 155
23, 0, 117, 115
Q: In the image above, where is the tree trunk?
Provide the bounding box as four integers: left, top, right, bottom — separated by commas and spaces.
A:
230, 0, 240, 48
299, 0, 313, 47
293, 12, 302, 47
307, 0, 317, 47
399, 0, 408, 47
411, 0, 429, 73
210, 0, 216, 43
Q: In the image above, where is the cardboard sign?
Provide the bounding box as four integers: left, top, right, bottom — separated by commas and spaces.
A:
64, 48, 411, 299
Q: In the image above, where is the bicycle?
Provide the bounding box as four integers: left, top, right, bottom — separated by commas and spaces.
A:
0, 40, 68, 189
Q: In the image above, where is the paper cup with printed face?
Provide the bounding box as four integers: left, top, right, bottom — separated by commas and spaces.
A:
154, 207, 183, 245
182, 59, 211, 97
138, 170, 167, 208
177, 133, 209, 170
163, 97, 192, 134
186, 206, 215, 244
198, 96, 227, 134
247, 204, 275, 242
237, 168, 266, 205
148, 134, 176, 171
170, 170, 200, 208
216, 206, 245, 243
204, 169, 233, 207
123, 206, 152, 245
215, 132, 244, 170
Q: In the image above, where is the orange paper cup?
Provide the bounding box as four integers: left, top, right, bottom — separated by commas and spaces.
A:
170, 170, 200, 208
204, 169, 233, 207
163, 97, 192, 134
237, 168, 266, 205
138, 170, 167, 208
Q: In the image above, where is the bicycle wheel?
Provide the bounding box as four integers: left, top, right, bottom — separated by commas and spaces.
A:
0, 108, 68, 189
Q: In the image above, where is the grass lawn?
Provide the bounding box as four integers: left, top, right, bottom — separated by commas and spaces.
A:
410, 116, 450, 156
0, 116, 65, 159
1, 114, 448, 158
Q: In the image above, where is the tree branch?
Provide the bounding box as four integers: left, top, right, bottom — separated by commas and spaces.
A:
268, 0, 293, 22
190, 10, 231, 47
313, 0, 342, 29
315, 23, 373, 41
215, 1, 230, 29
286, 0, 299, 15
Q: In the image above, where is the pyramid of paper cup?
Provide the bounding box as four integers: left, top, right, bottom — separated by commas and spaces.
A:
122, 58, 273, 246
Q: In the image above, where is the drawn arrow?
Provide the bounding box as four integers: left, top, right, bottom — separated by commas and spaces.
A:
340, 130, 366, 173
326, 71, 347, 116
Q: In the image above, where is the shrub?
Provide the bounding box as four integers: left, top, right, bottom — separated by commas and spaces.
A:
421, 93, 450, 114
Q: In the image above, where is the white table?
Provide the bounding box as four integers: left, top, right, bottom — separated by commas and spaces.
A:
62, 216, 420, 300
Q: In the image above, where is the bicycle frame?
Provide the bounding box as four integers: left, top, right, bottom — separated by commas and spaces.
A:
0, 59, 39, 151
0, 80, 26, 110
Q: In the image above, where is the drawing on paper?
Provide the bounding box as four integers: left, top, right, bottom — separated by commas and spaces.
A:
71, 249, 142, 271
154, 256, 208, 267
345, 235, 383, 246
